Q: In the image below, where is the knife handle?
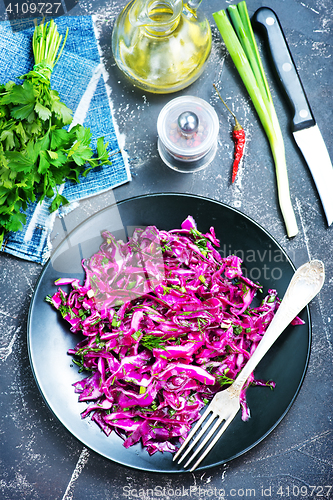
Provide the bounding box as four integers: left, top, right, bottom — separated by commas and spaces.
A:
252, 7, 316, 132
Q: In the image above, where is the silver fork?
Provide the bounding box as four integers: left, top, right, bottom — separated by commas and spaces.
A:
173, 260, 325, 471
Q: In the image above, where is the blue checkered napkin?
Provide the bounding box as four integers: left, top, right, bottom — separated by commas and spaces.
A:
0, 16, 131, 264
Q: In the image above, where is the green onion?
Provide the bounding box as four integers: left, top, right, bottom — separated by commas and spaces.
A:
213, 1, 298, 238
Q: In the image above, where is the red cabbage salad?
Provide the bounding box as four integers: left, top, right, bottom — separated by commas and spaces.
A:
46, 216, 303, 456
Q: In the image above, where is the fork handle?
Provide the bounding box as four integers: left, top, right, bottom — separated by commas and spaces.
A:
232, 260, 324, 392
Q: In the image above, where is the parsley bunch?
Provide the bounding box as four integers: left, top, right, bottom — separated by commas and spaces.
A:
0, 19, 112, 246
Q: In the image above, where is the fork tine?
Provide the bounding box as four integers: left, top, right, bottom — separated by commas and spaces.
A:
175, 412, 216, 464
189, 408, 239, 472
173, 404, 213, 461
183, 415, 225, 469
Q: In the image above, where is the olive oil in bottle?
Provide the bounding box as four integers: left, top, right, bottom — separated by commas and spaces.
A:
112, 0, 211, 93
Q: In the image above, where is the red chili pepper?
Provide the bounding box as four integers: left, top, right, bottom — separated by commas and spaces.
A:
231, 119, 246, 183
213, 84, 246, 183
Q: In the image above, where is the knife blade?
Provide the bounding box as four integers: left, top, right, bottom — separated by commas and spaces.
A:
252, 7, 333, 226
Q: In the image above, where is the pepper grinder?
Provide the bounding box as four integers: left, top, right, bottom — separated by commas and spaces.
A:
157, 96, 219, 173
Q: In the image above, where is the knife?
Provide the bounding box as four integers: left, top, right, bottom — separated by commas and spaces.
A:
252, 7, 333, 226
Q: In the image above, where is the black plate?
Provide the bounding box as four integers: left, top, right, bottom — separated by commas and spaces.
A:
27, 193, 311, 472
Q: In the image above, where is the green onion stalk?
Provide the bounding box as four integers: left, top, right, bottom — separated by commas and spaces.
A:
213, 2, 298, 238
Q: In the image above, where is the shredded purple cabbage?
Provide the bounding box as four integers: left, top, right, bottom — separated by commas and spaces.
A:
46, 216, 303, 455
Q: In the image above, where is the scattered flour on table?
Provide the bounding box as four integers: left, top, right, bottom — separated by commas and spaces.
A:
0, 472, 35, 498
61, 447, 90, 500
0, 327, 18, 362
300, 2, 320, 14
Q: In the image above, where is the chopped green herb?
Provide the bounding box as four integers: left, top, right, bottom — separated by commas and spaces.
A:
233, 324, 243, 335
140, 334, 168, 351
216, 371, 235, 387
131, 330, 142, 341
112, 314, 121, 328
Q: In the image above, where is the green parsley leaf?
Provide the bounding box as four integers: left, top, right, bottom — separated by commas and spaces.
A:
0, 130, 15, 150
4, 151, 33, 172
51, 98, 73, 124
34, 101, 52, 121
